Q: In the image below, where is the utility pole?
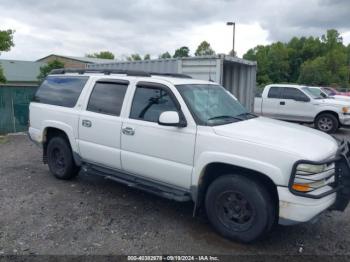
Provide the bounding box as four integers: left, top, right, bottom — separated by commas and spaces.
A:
226, 22, 235, 56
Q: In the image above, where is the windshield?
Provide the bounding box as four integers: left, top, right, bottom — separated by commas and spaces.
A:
322, 87, 337, 96
301, 87, 323, 99
175, 84, 255, 126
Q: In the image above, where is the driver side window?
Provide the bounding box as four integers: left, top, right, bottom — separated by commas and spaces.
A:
282, 87, 308, 101
130, 85, 178, 123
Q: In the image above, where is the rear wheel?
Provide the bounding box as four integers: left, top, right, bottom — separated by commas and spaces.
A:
205, 175, 275, 243
315, 113, 339, 133
47, 136, 79, 179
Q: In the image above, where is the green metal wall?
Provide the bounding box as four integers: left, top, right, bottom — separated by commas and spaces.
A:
0, 86, 37, 134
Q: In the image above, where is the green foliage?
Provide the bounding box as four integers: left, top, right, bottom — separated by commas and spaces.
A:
37, 59, 65, 82
0, 65, 6, 83
0, 29, 15, 83
144, 54, 151, 60
173, 46, 190, 58
86, 51, 115, 60
195, 41, 215, 56
127, 54, 142, 61
298, 57, 331, 85
0, 29, 14, 54
159, 52, 172, 59
243, 29, 350, 88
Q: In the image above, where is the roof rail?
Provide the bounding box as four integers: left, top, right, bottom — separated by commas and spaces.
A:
49, 68, 192, 79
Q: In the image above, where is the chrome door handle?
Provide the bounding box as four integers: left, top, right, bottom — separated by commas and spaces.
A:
82, 119, 92, 128
122, 127, 135, 136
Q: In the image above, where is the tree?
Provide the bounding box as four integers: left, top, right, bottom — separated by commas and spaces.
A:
173, 46, 190, 58
298, 57, 331, 85
86, 51, 115, 59
243, 29, 350, 88
144, 54, 151, 60
158, 52, 171, 59
37, 59, 65, 82
127, 54, 142, 61
195, 41, 215, 56
0, 29, 15, 83
267, 42, 291, 83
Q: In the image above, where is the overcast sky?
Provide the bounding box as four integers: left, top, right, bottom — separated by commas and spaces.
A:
0, 0, 350, 61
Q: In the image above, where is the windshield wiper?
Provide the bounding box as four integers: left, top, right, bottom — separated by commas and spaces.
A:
207, 115, 243, 121
236, 112, 257, 119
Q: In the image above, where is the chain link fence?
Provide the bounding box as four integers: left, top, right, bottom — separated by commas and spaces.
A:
0, 86, 37, 134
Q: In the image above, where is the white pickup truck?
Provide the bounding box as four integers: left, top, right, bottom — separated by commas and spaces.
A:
29, 69, 350, 243
254, 84, 350, 133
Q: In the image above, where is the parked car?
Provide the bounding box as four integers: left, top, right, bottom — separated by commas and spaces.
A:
29, 69, 350, 243
254, 84, 350, 133
308, 86, 350, 103
322, 86, 350, 97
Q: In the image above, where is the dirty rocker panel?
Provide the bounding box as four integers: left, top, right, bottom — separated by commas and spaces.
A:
81, 162, 192, 202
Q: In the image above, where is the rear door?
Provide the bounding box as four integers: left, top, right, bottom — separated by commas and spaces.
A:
78, 79, 129, 169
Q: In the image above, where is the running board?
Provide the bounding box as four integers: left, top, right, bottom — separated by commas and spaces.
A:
82, 163, 191, 202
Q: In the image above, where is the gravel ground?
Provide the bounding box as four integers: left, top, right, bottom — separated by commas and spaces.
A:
0, 128, 349, 256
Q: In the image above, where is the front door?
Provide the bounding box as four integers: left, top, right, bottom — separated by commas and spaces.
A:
120, 82, 196, 189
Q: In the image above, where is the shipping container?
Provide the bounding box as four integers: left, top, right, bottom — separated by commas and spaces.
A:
87, 55, 257, 111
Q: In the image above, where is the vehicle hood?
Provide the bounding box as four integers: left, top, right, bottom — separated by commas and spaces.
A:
213, 117, 338, 161
332, 95, 350, 103
316, 98, 350, 107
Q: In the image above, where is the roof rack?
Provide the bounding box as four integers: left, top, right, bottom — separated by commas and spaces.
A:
50, 68, 192, 79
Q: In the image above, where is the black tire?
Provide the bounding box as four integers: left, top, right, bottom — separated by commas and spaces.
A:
47, 136, 79, 180
205, 175, 275, 243
315, 113, 339, 133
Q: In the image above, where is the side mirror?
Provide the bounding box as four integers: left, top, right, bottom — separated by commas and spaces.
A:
158, 111, 185, 127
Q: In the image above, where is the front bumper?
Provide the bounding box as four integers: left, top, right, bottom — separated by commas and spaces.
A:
279, 140, 350, 225
339, 113, 350, 126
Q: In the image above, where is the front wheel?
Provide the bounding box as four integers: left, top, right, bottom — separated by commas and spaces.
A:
205, 175, 275, 243
47, 136, 79, 180
315, 113, 339, 133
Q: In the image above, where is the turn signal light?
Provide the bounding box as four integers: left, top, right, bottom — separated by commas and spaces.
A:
292, 183, 311, 192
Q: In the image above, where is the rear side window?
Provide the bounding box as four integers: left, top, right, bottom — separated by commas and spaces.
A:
33, 76, 88, 107
267, 87, 282, 98
130, 86, 178, 122
87, 81, 128, 116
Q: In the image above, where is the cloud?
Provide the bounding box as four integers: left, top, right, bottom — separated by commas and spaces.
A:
0, 0, 349, 60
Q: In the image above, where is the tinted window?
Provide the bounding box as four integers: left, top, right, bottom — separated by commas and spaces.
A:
130, 86, 177, 122
282, 87, 308, 100
87, 82, 128, 116
267, 87, 282, 98
34, 76, 88, 107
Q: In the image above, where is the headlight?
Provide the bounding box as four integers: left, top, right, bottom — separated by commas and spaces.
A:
292, 162, 335, 193
342, 106, 350, 113
297, 163, 327, 174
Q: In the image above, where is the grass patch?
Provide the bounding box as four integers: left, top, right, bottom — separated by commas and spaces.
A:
0, 136, 8, 144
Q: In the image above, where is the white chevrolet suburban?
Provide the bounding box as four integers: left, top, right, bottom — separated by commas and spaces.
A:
29, 69, 350, 243
254, 84, 350, 133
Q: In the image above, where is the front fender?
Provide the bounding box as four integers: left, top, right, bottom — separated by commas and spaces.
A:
192, 151, 285, 187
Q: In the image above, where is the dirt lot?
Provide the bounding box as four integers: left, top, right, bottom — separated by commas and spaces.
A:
0, 129, 350, 256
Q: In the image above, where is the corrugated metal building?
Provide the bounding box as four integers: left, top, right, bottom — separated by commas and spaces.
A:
87, 55, 257, 111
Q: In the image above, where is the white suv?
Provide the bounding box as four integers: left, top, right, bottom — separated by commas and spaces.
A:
29, 69, 350, 243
